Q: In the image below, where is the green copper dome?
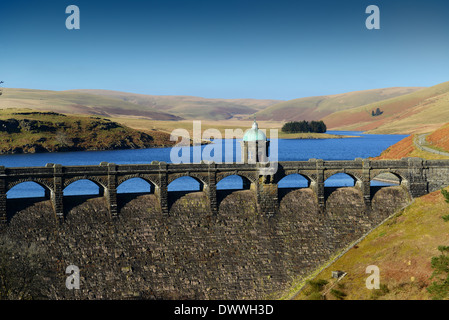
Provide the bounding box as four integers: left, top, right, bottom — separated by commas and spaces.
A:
243, 120, 267, 141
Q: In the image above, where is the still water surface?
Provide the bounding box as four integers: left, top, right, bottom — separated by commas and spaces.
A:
1, 131, 407, 198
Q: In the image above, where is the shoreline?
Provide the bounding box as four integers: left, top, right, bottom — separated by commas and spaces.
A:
277, 133, 360, 139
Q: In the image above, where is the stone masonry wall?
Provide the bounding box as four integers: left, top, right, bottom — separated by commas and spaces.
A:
0, 186, 410, 300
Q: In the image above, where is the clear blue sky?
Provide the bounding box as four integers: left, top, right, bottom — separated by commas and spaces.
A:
1, 0, 449, 100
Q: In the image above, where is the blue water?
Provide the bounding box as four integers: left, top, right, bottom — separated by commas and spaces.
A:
2, 131, 408, 198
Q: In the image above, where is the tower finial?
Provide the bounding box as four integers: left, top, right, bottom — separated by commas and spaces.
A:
252, 116, 258, 130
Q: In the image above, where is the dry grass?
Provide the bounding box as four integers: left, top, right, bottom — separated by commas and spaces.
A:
293, 189, 449, 300
372, 131, 449, 161
0, 108, 175, 153
69, 89, 282, 121
0, 88, 282, 121
426, 123, 449, 152
255, 87, 423, 122
324, 81, 449, 134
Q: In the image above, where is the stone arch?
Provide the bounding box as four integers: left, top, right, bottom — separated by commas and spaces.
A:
6, 178, 54, 195
117, 177, 154, 194
166, 174, 209, 212
5, 179, 56, 223
167, 174, 207, 193
273, 170, 317, 185
370, 170, 408, 185
63, 176, 107, 190
215, 173, 257, 212
324, 170, 363, 184
324, 171, 365, 205
216, 174, 253, 190
117, 174, 160, 190
167, 173, 208, 189
277, 173, 315, 203
216, 171, 257, 185
370, 170, 410, 200
63, 177, 107, 199
6, 179, 53, 202
115, 176, 158, 211
278, 172, 315, 188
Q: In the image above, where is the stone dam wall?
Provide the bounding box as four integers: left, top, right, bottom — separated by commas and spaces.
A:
0, 186, 410, 300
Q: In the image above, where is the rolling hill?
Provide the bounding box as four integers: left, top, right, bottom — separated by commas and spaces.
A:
0, 88, 282, 121
253, 87, 423, 122
0, 88, 182, 121
5, 83, 449, 134
323, 81, 449, 134
68, 89, 282, 120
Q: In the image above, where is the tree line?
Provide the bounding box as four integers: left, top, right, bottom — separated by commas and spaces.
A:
281, 120, 327, 134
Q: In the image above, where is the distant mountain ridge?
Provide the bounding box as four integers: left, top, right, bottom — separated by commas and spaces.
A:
2, 84, 444, 133
0, 88, 182, 121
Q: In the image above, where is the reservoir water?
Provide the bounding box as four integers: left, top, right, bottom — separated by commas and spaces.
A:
1, 131, 408, 198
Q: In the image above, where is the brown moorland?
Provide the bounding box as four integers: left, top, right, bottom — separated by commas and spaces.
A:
323, 81, 449, 134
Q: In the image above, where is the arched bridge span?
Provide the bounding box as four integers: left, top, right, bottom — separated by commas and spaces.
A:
0, 157, 447, 223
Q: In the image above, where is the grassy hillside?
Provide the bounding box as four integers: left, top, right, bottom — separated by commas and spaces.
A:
253, 87, 422, 122
426, 122, 449, 152
0, 88, 282, 121
0, 86, 430, 126
373, 122, 449, 160
0, 88, 182, 121
293, 188, 449, 300
68, 89, 282, 120
0, 109, 175, 154
323, 81, 449, 134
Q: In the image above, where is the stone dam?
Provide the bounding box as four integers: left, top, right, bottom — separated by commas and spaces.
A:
1, 157, 449, 299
